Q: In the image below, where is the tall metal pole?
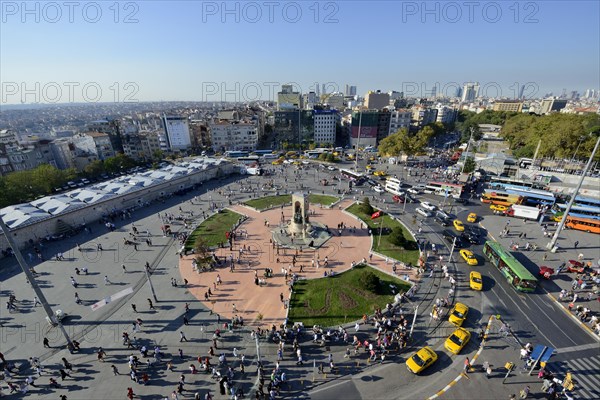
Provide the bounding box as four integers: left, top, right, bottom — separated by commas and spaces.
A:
531, 139, 542, 170
0, 217, 74, 350
460, 128, 473, 175
145, 266, 158, 302
377, 212, 385, 248
409, 304, 418, 338
449, 236, 457, 262
547, 134, 600, 250
354, 111, 362, 172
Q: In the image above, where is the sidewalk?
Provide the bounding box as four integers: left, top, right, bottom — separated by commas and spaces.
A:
480, 214, 600, 337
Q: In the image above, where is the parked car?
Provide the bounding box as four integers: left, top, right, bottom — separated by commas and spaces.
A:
374, 186, 385, 193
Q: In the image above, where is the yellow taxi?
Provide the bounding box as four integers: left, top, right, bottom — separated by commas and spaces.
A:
490, 204, 508, 212
469, 271, 483, 291
467, 213, 477, 223
292, 161, 301, 166
406, 346, 438, 374
272, 159, 283, 165
449, 302, 469, 327
444, 327, 471, 355
374, 170, 386, 177
459, 249, 478, 266
453, 219, 465, 232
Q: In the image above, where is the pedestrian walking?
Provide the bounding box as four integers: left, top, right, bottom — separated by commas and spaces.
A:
122, 264, 127, 273
33, 296, 41, 307
464, 357, 471, 373
183, 315, 189, 326
180, 331, 188, 342
104, 275, 111, 285
574, 240, 579, 249
148, 298, 155, 310
111, 364, 119, 375
43, 337, 50, 348
97, 347, 106, 362
131, 304, 137, 313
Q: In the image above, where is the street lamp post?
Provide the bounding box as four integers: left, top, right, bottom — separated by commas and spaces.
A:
0, 216, 74, 350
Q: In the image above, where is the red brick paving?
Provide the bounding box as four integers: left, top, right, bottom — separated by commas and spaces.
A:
179, 199, 419, 327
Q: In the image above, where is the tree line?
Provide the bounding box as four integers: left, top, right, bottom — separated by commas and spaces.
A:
0, 153, 142, 208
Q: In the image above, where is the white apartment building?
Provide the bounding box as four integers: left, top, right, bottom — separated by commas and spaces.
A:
313, 109, 339, 144
162, 115, 191, 151
209, 122, 258, 152
389, 110, 412, 133
435, 106, 457, 124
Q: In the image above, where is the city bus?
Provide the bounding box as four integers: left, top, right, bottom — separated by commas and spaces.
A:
340, 169, 366, 185
552, 203, 600, 221
237, 156, 260, 165
565, 216, 600, 234
481, 189, 522, 206
384, 177, 404, 196
573, 195, 600, 209
424, 181, 463, 198
489, 176, 547, 191
225, 151, 249, 158
504, 187, 555, 207
252, 149, 274, 156
483, 241, 538, 292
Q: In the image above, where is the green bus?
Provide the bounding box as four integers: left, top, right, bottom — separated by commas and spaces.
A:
483, 241, 538, 292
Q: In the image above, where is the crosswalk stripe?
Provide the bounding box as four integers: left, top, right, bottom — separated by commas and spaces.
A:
566, 359, 600, 397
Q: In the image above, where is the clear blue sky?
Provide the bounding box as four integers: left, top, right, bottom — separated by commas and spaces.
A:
1, 0, 598, 104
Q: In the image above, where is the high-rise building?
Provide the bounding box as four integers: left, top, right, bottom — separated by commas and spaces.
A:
209, 121, 258, 152
161, 115, 191, 151
492, 101, 523, 112
411, 106, 438, 129
349, 110, 391, 148
273, 110, 314, 145
320, 92, 345, 110
389, 110, 412, 133
365, 90, 391, 110
461, 82, 480, 102
313, 108, 339, 144
435, 106, 457, 124
277, 85, 302, 110
518, 85, 525, 99
345, 84, 357, 97
540, 98, 568, 115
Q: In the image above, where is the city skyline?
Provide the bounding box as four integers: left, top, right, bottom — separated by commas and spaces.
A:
1, 1, 599, 105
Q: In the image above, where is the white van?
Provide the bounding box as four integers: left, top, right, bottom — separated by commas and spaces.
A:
415, 208, 433, 218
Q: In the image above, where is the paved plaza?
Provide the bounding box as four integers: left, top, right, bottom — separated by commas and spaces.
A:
1, 161, 598, 400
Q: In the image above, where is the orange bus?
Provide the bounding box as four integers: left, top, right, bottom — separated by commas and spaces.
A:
481, 189, 522, 206
565, 216, 600, 234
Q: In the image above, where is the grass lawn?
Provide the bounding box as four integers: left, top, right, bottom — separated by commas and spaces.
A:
346, 203, 419, 265
185, 209, 243, 250
244, 195, 291, 210
288, 264, 411, 327
244, 194, 338, 211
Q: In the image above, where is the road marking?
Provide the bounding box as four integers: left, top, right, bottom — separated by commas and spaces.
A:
555, 343, 600, 353
427, 316, 493, 400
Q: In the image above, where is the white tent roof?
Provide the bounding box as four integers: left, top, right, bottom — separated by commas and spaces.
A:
30, 195, 86, 215
67, 189, 115, 204
1, 204, 49, 228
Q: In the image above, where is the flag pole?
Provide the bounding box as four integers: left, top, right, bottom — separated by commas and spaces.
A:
377, 211, 384, 248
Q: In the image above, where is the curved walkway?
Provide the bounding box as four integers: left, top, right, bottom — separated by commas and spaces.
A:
179, 199, 420, 326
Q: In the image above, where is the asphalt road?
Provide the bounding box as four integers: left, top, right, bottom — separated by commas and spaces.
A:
305, 156, 599, 400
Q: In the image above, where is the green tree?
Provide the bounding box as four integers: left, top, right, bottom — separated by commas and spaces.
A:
463, 157, 476, 173
83, 160, 105, 178
362, 271, 380, 293
389, 227, 407, 247
152, 150, 164, 161
194, 236, 214, 270
359, 197, 374, 215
